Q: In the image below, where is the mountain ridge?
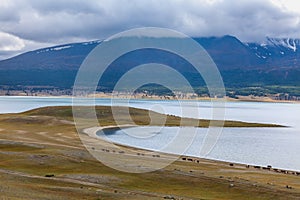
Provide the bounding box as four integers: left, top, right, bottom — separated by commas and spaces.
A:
0, 35, 300, 90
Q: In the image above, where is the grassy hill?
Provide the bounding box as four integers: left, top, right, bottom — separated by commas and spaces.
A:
0, 106, 298, 199
23, 106, 285, 128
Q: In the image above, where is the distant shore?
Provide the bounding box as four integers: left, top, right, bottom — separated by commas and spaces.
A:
1, 93, 299, 104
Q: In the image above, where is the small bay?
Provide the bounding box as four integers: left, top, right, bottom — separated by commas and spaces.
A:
0, 96, 299, 171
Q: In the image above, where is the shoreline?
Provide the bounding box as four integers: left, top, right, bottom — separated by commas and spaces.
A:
1, 94, 300, 104
1, 108, 300, 199
83, 125, 300, 173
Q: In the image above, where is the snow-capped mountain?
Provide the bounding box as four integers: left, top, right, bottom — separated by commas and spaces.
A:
266, 37, 299, 52
0, 36, 300, 88
246, 37, 300, 68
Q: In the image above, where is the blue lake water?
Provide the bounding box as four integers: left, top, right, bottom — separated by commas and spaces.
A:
0, 96, 299, 171
101, 126, 300, 171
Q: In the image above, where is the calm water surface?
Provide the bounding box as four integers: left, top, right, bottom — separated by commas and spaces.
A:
101, 126, 299, 171
0, 96, 299, 171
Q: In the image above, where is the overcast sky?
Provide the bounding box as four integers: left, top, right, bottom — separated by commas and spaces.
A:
1, 0, 300, 60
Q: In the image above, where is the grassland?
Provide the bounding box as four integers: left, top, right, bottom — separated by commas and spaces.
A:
24, 106, 284, 127
0, 106, 299, 199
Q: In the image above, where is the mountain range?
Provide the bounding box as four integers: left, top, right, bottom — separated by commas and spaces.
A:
0, 35, 300, 91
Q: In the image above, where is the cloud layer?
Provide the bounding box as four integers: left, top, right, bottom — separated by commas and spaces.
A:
0, 0, 300, 59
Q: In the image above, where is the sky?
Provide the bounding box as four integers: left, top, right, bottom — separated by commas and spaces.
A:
0, 0, 300, 60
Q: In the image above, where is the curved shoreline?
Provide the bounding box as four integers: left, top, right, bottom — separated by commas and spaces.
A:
82, 124, 137, 139
1, 105, 300, 199
83, 125, 300, 174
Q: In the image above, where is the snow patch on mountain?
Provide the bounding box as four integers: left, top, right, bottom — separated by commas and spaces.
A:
52, 45, 72, 51
37, 45, 73, 54
245, 37, 300, 63
82, 40, 101, 45
35, 40, 101, 54
266, 37, 299, 52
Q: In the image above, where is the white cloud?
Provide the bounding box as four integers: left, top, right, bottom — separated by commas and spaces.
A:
0, 0, 300, 59
0, 32, 25, 51
270, 0, 300, 14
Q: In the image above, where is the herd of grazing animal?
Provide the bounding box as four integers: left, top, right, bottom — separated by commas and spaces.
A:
181, 157, 300, 176
90, 147, 300, 177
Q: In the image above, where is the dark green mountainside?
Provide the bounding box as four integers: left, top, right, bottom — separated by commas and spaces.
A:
0, 36, 300, 97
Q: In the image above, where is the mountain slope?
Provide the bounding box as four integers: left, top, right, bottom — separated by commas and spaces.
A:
0, 41, 100, 87
0, 40, 100, 71
0, 36, 300, 89
195, 35, 264, 70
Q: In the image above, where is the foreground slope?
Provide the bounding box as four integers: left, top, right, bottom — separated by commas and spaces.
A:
0, 106, 299, 199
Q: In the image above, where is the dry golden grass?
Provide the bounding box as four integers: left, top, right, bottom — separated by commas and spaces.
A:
0, 106, 298, 199
24, 106, 285, 127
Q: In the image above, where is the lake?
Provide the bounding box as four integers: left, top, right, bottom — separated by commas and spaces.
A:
0, 96, 299, 171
